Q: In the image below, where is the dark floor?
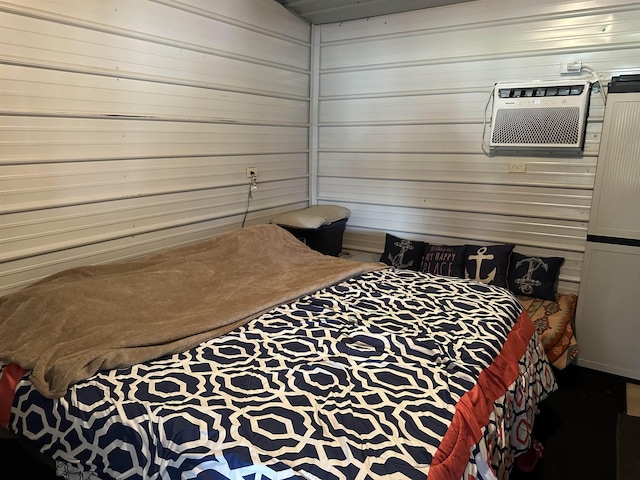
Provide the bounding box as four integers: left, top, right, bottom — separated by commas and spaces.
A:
0, 365, 628, 480
510, 364, 626, 480
0, 435, 58, 480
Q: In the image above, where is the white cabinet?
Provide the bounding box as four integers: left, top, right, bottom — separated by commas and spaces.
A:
576, 79, 640, 380
576, 242, 640, 379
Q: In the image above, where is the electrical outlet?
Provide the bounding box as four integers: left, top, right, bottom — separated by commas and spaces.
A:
508, 162, 526, 173
246, 167, 258, 178
560, 60, 582, 74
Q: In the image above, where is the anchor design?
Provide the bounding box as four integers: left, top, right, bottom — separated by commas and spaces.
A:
515, 257, 547, 295
388, 239, 415, 269
465, 247, 496, 283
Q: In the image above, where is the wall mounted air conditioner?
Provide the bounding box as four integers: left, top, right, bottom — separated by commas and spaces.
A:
489, 80, 592, 155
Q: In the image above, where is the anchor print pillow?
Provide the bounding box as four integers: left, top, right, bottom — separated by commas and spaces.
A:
508, 252, 565, 300
380, 234, 428, 271
464, 244, 515, 288
421, 244, 467, 278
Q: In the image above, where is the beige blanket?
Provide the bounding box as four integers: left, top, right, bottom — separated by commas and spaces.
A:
0, 224, 384, 398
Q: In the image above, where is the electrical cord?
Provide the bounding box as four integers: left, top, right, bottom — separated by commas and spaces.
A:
581, 64, 607, 106
240, 182, 252, 228
241, 173, 257, 228
481, 86, 495, 156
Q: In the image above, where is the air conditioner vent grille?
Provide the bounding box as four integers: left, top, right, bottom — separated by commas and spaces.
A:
491, 107, 580, 145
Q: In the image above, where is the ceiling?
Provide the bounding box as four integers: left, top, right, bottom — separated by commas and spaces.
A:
275, 0, 474, 25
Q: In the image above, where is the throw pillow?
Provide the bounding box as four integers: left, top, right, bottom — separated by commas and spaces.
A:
421, 245, 467, 278
380, 234, 428, 271
508, 252, 565, 300
271, 205, 351, 229
464, 244, 515, 288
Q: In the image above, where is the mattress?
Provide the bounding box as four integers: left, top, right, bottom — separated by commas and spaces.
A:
1, 267, 556, 480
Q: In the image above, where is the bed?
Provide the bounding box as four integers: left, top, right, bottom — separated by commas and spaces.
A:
0, 224, 556, 480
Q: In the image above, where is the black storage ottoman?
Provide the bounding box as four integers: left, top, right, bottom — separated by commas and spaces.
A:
270, 205, 350, 257
280, 218, 347, 257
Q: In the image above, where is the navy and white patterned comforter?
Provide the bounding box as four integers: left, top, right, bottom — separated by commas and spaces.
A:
4, 269, 556, 480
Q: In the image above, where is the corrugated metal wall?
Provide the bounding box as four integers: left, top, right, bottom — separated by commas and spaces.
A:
314, 0, 640, 294
3, 0, 640, 298
0, 0, 311, 296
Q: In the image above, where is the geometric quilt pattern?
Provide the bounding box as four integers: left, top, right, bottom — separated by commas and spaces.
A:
6, 269, 555, 480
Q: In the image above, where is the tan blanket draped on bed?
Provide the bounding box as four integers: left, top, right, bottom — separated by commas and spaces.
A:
0, 224, 385, 398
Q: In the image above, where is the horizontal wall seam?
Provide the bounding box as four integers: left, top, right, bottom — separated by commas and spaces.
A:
317, 164, 598, 172
0, 57, 311, 102
318, 172, 596, 179
318, 43, 640, 74
342, 228, 587, 254
321, 187, 591, 198
0, 204, 290, 264
1, 192, 309, 244
319, 87, 512, 100
0, 226, 220, 281
316, 118, 605, 126
0, 203, 309, 289
317, 180, 594, 190
149, 0, 311, 46
0, 218, 236, 265
0, 177, 310, 215
316, 200, 589, 223
344, 220, 586, 232
0, 151, 311, 167
0, 111, 310, 128
558, 275, 581, 284
316, 148, 599, 158
317, 3, 640, 46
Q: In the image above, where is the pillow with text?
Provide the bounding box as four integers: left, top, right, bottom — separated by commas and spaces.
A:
421, 244, 467, 278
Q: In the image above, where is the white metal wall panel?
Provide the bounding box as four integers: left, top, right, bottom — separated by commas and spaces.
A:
1, 1, 310, 71
0, 12, 309, 99
318, 152, 597, 188
1, 178, 309, 262
0, 0, 311, 296
314, 0, 640, 294
1, 153, 309, 213
317, 0, 640, 42
319, 11, 640, 70
1, 117, 308, 161
2, 66, 309, 123
320, 123, 601, 156
338, 202, 588, 252
0, 199, 312, 295
319, 179, 592, 222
